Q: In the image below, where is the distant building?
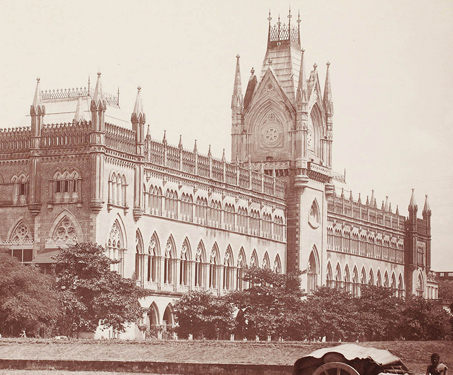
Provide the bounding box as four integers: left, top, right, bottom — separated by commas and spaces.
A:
437, 272, 453, 281
0, 10, 437, 339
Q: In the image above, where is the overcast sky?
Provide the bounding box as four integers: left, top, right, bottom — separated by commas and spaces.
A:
1, 0, 452, 271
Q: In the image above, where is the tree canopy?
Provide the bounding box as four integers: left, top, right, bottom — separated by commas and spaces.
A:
0, 253, 61, 336
54, 242, 150, 335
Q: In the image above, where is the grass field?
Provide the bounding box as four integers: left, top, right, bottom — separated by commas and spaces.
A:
0, 339, 451, 374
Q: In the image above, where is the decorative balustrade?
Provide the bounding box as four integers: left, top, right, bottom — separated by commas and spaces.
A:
41, 122, 91, 148
105, 123, 136, 154
328, 193, 405, 232
144, 137, 285, 199
0, 127, 31, 152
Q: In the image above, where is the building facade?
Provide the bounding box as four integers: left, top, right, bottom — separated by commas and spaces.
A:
0, 12, 437, 339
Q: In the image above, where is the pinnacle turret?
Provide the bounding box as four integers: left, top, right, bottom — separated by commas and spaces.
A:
231, 55, 244, 111
323, 62, 334, 115
243, 67, 257, 110
296, 49, 308, 104
408, 189, 417, 211
92, 72, 105, 107
74, 95, 85, 122
423, 194, 431, 216
131, 86, 146, 124
30, 78, 45, 116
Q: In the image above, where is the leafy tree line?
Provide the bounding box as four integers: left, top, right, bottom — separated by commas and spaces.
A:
174, 267, 453, 341
0, 243, 149, 337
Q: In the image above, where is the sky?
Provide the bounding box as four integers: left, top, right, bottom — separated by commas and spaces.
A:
0, 0, 452, 271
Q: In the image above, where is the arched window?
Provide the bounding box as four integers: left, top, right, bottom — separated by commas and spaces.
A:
309, 199, 320, 228
352, 267, 359, 297
223, 246, 234, 290
209, 245, 219, 289
307, 248, 319, 294
376, 270, 382, 287
52, 215, 78, 246
237, 249, 246, 291
10, 220, 33, 244
273, 254, 282, 274
12, 174, 29, 205
164, 238, 174, 284
135, 231, 144, 285
326, 263, 333, 288
107, 220, 125, 276
194, 242, 205, 288
262, 252, 271, 270
398, 274, 405, 298
344, 266, 351, 293
335, 264, 342, 289
180, 242, 189, 286
148, 235, 159, 283
250, 250, 258, 268
108, 172, 126, 207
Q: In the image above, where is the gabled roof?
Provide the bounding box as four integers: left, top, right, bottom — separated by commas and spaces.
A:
260, 44, 302, 105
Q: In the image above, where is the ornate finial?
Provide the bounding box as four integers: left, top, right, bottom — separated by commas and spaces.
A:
97, 71, 101, 77
268, 10, 272, 23
288, 6, 292, 22
313, 63, 317, 70
137, 86, 141, 92
37, 77, 40, 83
236, 54, 240, 60
251, 67, 255, 75
327, 61, 331, 67
268, 58, 273, 65
297, 10, 301, 24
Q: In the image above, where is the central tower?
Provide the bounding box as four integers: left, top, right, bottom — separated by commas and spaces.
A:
231, 9, 335, 291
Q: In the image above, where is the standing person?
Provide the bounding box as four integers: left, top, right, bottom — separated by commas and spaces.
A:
426, 353, 448, 375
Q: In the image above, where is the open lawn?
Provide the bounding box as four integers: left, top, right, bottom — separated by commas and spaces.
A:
0, 339, 451, 374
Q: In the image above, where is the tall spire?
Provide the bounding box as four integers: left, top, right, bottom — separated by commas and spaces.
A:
323, 62, 334, 115
131, 86, 146, 124
231, 54, 244, 111
31, 78, 44, 115
74, 94, 85, 122
92, 72, 104, 105
408, 188, 417, 211
296, 49, 308, 104
423, 194, 431, 216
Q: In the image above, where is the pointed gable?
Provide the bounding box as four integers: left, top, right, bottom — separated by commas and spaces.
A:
260, 45, 302, 105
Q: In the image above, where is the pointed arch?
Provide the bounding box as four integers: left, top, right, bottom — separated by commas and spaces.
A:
237, 247, 247, 291
163, 304, 175, 331
148, 302, 160, 330
308, 199, 321, 228
209, 243, 220, 288
398, 274, 405, 298
179, 238, 191, 286
335, 263, 342, 288
376, 270, 382, 287
8, 218, 33, 244
262, 252, 271, 269
148, 232, 160, 283
250, 249, 259, 268
344, 265, 351, 293
326, 262, 333, 288
368, 268, 374, 285
135, 230, 145, 284
48, 210, 83, 248
391, 273, 397, 296
194, 241, 206, 288
360, 267, 367, 285
107, 217, 126, 276
273, 254, 282, 274
415, 272, 424, 297
384, 271, 390, 288
308, 102, 323, 157
307, 246, 320, 294
352, 266, 359, 297
164, 236, 176, 284
223, 245, 234, 291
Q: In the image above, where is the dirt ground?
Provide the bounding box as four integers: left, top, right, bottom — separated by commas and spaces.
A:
0, 339, 451, 374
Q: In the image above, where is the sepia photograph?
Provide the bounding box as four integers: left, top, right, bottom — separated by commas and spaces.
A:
0, 0, 452, 374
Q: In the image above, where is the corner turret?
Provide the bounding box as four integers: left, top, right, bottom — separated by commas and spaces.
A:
30, 78, 45, 148
131, 86, 146, 156
90, 72, 107, 135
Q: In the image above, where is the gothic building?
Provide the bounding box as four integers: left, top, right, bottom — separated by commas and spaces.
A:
0, 11, 437, 339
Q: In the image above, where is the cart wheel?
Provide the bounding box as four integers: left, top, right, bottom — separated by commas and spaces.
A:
312, 362, 360, 375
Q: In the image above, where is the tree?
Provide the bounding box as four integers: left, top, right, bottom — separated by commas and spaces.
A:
54, 243, 150, 336
396, 295, 452, 340
357, 285, 403, 340
228, 267, 304, 340
0, 253, 61, 336
438, 280, 453, 307
173, 290, 235, 339
305, 286, 362, 341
